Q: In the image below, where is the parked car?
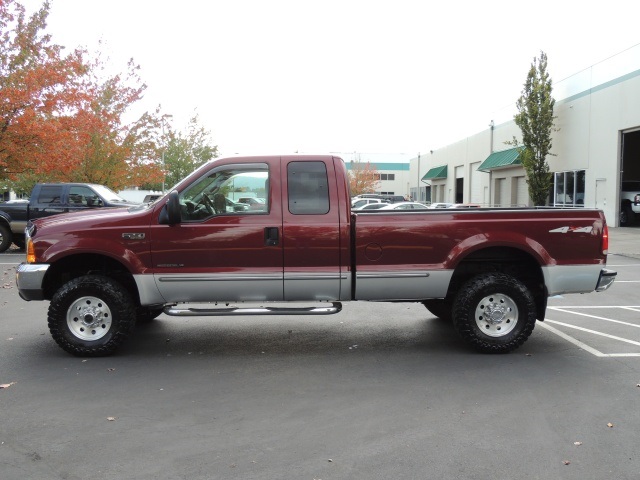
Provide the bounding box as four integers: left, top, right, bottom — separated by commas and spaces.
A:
452, 203, 481, 209
377, 202, 430, 210
379, 195, 407, 203
0, 183, 138, 252
352, 198, 384, 209
353, 203, 388, 211
428, 202, 454, 209
237, 197, 267, 211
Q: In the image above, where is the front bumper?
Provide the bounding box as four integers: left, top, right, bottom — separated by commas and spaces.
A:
596, 268, 617, 292
16, 263, 50, 301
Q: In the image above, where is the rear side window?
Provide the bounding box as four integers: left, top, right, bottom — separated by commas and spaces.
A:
287, 161, 330, 215
37, 186, 62, 204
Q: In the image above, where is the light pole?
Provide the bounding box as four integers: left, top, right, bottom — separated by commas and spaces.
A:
160, 115, 172, 193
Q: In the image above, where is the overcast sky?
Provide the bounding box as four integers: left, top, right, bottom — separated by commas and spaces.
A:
20, 0, 640, 158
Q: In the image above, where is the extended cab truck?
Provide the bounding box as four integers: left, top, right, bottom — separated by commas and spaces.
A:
0, 183, 138, 252
16, 155, 617, 356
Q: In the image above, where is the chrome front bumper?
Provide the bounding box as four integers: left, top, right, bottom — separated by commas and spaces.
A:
16, 263, 50, 301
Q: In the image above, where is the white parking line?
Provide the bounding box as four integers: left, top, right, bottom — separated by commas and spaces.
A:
539, 320, 640, 357
537, 322, 608, 356
548, 307, 640, 328
548, 306, 640, 308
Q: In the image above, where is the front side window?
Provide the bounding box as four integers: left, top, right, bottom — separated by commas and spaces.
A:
178, 164, 269, 221
287, 161, 330, 215
69, 186, 102, 206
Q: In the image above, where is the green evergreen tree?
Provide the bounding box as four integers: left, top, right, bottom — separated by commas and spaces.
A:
512, 51, 557, 206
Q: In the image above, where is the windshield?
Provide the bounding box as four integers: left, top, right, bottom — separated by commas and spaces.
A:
92, 185, 128, 202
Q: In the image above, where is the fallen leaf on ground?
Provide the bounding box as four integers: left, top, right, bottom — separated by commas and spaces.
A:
607, 422, 614, 428
107, 417, 116, 421
574, 441, 583, 446
0, 382, 16, 389
563, 460, 571, 465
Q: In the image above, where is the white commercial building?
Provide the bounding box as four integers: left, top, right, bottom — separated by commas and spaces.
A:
410, 45, 640, 227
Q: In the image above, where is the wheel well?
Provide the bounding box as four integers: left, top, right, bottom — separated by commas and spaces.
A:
447, 247, 547, 320
42, 254, 140, 305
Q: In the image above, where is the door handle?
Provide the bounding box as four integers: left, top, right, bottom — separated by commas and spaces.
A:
264, 227, 279, 246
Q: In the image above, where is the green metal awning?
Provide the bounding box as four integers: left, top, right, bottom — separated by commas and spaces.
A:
422, 165, 448, 181
477, 147, 522, 172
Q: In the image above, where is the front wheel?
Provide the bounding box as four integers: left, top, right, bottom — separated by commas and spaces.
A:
48, 275, 136, 356
452, 273, 537, 353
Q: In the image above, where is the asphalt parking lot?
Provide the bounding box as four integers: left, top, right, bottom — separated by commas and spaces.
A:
1, 230, 640, 480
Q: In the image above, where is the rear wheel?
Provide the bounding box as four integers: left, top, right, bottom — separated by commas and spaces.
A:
48, 275, 136, 356
452, 273, 536, 353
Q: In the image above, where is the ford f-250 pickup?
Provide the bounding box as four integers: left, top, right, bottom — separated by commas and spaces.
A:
0, 183, 138, 252
16, 155, 617, 356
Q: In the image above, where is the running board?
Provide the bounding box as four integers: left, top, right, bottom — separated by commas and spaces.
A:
163, 302, 343, 317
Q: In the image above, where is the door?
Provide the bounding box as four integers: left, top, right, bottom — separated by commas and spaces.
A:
29, 185, 66, 219
281, 159, 343, 301
149, 161, 284, 302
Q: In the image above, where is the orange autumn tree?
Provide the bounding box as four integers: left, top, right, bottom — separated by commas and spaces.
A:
0, 0, 88, 187
67, 55, 165, 190
348, 159, 380, 196
0, 0, 164, 193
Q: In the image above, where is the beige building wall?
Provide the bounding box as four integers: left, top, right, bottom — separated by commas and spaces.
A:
410, 48, 640, 225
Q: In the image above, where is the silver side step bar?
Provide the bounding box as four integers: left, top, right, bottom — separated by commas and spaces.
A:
163, 302, 343, 317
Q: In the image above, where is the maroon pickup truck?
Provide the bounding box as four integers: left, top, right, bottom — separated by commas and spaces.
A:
16, 155, 616, 356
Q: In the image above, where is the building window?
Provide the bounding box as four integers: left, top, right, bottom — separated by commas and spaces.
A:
378, 173, 395, 181
553, 170, 585, 207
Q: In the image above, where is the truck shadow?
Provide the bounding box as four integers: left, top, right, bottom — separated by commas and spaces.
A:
125, 315, 469, 357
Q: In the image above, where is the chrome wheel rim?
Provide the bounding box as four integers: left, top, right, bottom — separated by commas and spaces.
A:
474, 293, 518, 337
67, 296, 112, 340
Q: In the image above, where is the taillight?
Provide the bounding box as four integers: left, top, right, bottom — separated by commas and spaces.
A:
602, 224, 609, 255
26, 238, 36, 264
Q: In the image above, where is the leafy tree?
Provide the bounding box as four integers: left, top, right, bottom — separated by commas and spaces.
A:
512, 51, 557, 206
145, 113, 218, 191
1, 0, 165, 193
0, 0, 87, 182
348, 159, 380, 196
65, 55, 165, 190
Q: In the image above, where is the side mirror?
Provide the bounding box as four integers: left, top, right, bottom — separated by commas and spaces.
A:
159, 190, 181, 225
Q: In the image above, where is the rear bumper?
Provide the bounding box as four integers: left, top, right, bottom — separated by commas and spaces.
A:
16, 263, 50, 301
596, 268, 617, 292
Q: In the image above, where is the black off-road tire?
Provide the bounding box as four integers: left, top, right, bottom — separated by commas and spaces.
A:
0, 224, 12, 253
452, 273, 536, 353
48, 275, 136, 357
422, 299, 453, 322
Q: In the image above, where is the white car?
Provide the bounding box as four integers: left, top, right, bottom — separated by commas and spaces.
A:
377, 202, 429, 210
352, 198, 384, 209
352, 203, 388, 211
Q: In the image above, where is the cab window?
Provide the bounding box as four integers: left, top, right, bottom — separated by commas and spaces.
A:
178, 164, 269, 221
